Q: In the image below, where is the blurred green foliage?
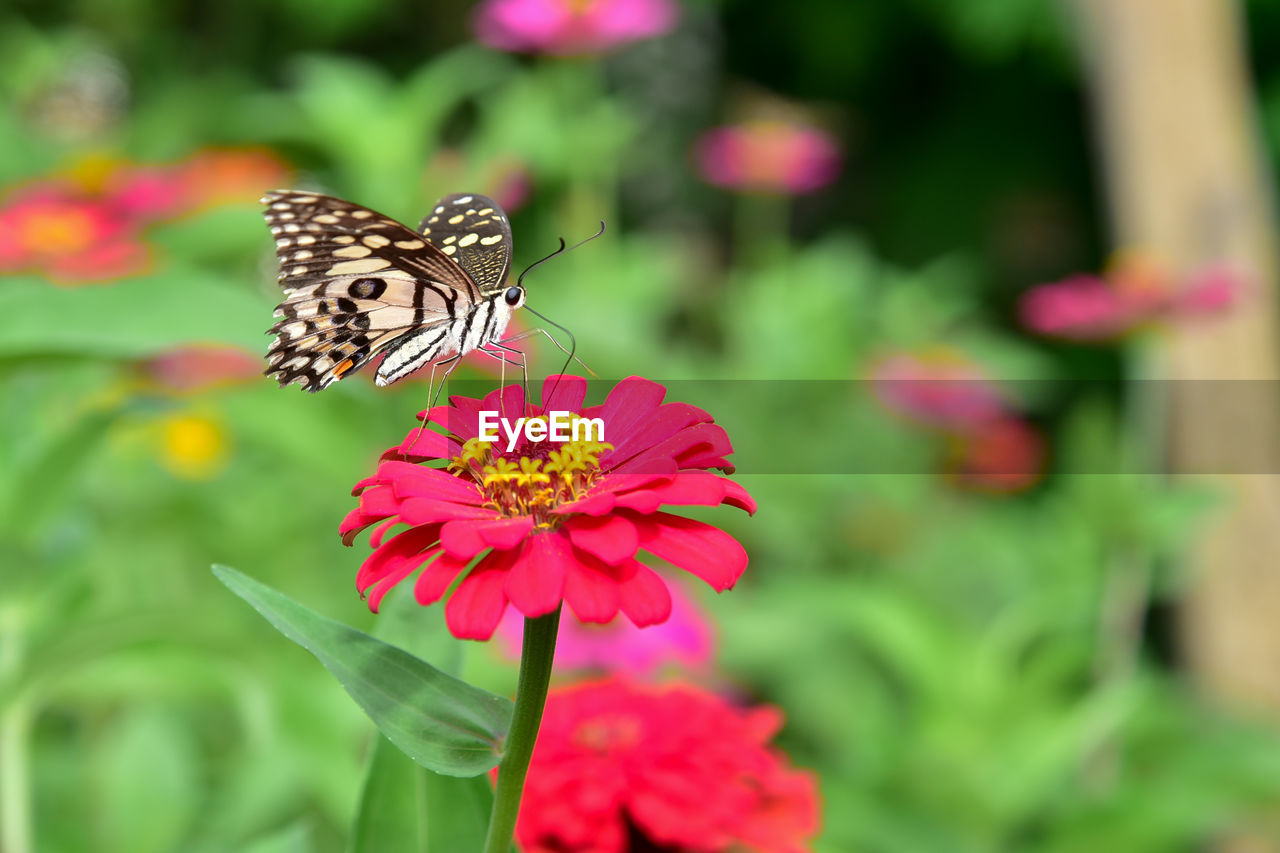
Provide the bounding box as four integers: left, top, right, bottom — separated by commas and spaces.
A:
5, 1, 1280, 851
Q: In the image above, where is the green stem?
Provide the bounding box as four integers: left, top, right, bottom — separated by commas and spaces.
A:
481, 607, 560, 853
0, 701, 32, 853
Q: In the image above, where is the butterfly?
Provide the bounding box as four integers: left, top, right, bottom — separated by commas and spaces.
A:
261, 191, 525, 391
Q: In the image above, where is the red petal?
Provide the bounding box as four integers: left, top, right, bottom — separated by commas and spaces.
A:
355, 525, 440, 591
398, 497, 495, 526
611, 423, 734, 476
563, 550, 624, 623
415, 551, 471, 605
369, 517, 403, 548
396, 426, 460, 461
600, 402, 711, 472
440, 516, 534, 559
340, 509, 383, 545
601, 377, 667, 445
445, 551, 514, 640
630, 511, 746, 591
617, 562, 673, 627
549, 490, 618, 517
611, 471, 727, 513
539, 374, 587, 413
565, 515, 639, 565
504, 532, 571, 617
384, 463, 485, 505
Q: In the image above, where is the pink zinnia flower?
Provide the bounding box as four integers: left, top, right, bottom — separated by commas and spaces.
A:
515, 677, 820, 853
0, 183, 149, 283
694, 120, 841, 195
495, 572, 714, 676
341, 375, 755, 640
473, 0, 677, 56
1020, 254, 1240, 341
869, 349, 1007, 430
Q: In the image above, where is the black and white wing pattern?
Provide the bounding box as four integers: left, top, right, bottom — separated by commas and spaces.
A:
418, 193, 512, 296
261, 191, 518, 391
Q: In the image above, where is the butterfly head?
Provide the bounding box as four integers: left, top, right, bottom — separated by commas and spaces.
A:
504, 285, 526, 309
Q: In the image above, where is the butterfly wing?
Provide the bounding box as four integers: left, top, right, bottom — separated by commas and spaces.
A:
262, 191, 482, 391
419, 193, 513, 296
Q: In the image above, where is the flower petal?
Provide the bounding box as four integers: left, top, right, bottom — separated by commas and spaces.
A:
399, 497, 496, 526
629, 511, 746, 591
565, 515, 639, 565
356, 525, 441, 593
504, 532, 571, 617
600, 402, 711, 472
440, 516, 534, 559
415, 551, 471, 605
611, 422, 735, 475
539, 373, 587, 414
563, 549, 625, 623
445, 551, 515, 640
394, 426, 462, 461
384, 462, 485, 504
600, 376, 667, 446
617, 562, 673, 627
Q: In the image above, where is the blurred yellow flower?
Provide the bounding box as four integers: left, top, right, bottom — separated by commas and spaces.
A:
160, 413, 228, 479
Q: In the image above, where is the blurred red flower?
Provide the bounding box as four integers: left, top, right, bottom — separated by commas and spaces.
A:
947, 414, 1045, 494
175, 148, 291, 210
0, 148, 290, 284
0, 184, 150, 283
514, 677, 820, 853
694, 120, 841, 195
341, 375, 755, 640
869, 349, 1007, 430
1020, 253, 1240, 341
870, 348, 1046, 494
495, 572, 715, 676
140, 343, 263, 394
473, 0, 677, 55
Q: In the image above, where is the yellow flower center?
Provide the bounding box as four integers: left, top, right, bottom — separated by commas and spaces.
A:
19, 208, 99, 254
448, 415, 612, 527
160, 413, 228, 479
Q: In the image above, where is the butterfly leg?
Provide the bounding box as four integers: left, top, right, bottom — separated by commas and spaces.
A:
499, 327, 597, 378
475, 342, 530, 418
408, 355, 463, 454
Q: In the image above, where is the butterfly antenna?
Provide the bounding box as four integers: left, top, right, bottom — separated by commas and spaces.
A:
517, 238, 566, 288
513, 223, 605, 406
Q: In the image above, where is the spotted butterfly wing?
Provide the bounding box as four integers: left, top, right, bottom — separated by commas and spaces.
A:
262, 191, 519, 391
419, 193, 512, 296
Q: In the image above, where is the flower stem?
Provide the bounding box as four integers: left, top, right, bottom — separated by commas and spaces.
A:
482, 607, 561, 853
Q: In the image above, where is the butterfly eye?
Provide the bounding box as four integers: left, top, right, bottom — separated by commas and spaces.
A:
504, 286, 525, 307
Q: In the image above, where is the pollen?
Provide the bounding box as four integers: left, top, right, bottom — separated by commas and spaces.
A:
449, 416, 613, 526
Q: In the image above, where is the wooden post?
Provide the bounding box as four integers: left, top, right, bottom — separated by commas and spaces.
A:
1072, 0, 1280, 709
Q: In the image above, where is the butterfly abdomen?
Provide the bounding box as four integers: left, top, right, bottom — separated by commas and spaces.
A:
374, 298, 511, 387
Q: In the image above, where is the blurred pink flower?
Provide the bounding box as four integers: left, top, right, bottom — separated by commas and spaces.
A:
0, 184, 149, 284
0, 148, 291, 285
496, 573, 714, 676
140, 344, 262, 393
106, 165, 190, 220
1020, 254, 1240, 341
473, 0, 677, 55
695, 120, 841, 195
869, 349, 1007, 430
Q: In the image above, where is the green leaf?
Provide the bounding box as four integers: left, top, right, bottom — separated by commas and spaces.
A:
348, 735, 494, 853
213, 565, 512, 777
0, 270, 269, 358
